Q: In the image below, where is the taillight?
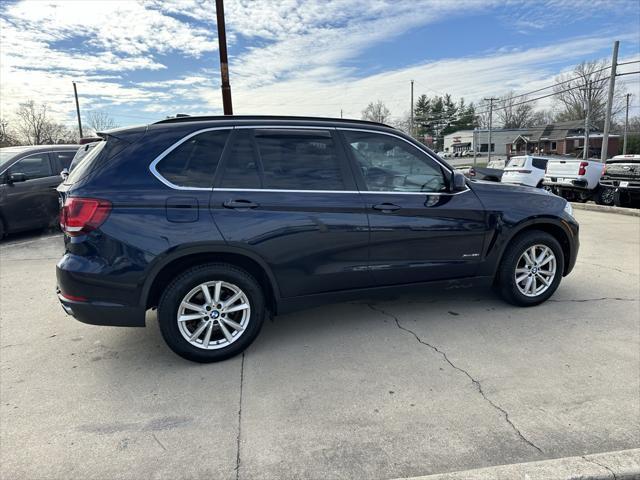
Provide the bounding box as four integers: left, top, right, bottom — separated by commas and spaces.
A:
578, 161, 588, 176
60, 197, 111, 236
516, 169, 532, 174
602, 164, 607, 175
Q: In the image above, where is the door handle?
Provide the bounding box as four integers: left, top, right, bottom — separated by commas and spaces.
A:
372, 203, 401, 212
223, 199, 259, 209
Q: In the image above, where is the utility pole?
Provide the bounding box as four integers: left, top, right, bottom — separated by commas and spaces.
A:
215, 0, 233, 115
623, 93, 631, 154
340, 109, 343, 119
581, 80, 592, 160
473, 127, 478, 167
484, 97, 497, 163
410, 80, 414, 138
72, 81, 83, 138
601, 40, 619, 161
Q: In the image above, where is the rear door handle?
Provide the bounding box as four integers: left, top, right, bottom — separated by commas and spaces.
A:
223, 199, 259, 209
372, 203, 401, 212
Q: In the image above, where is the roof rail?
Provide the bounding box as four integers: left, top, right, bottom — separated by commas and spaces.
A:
153, 114, 395, 129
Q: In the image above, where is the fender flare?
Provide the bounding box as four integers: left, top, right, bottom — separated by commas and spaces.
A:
139, 243, 281, 307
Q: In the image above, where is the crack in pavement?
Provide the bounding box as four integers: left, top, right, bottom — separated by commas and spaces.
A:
582, 456, 618, 480
152, 432, 167, 451
367, 303, 544, 454
578, 260, 638, 276
548, 297, 636, 303
235, 352, 245, 480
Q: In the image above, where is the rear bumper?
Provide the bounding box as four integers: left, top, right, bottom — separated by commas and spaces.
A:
543, 177, 589, 189
57, 292, 146, 327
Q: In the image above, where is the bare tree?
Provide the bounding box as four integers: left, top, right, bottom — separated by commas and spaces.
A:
15, 101, 50, 145
497, 91, 537, 128
86, 111, 119, 134
14, 100, 78, 145
554, 60, 626, 127
529, 109, 556, 126
361, 100, 391, 124
0, 117, 19, 147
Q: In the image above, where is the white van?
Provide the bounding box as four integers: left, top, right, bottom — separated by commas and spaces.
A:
501, 155, 549, 188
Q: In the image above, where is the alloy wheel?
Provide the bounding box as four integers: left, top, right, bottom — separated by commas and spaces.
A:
177, 281, 251, 350
514, 244, 557, 297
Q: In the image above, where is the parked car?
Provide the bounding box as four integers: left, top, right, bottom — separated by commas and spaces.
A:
543, 158, 609, 204
0, 145, 78, 237
501, 155, 548, 188
56, 116, 579, 363
468, 159, 506, 182
600, 154, 640, 207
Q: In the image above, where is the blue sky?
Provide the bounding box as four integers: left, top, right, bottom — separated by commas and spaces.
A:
1, 0, 639, 130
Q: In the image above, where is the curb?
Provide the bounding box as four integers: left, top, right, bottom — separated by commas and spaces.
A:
571, 202, 640, 217
392, 448, 640, 480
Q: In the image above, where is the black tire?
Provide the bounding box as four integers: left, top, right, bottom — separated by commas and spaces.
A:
595, 186, 615, 206
613, 189, 632, 208
496, 230, 564, 307
158, 263, 265, 363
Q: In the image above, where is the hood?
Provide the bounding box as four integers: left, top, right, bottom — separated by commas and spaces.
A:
470, 180, 550, 196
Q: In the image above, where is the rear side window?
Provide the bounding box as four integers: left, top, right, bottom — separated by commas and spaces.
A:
53, 151, 76, 171
156, 130, 229, 188
532, 158, 548, 170
7, 154, 52, 180
219, 130, 261, 189
254, 130, 345, 190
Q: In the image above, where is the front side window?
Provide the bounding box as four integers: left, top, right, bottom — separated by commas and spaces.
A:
343, 131, 446, 193
254, 130, 345, 190
156, 130, 230, 188
8, 154, 52, 180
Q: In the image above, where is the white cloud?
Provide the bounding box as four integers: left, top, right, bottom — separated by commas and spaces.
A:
1, 0, 638, 128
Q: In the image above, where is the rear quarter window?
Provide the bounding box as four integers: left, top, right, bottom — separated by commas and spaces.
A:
155, 130, 230, 188
532, 158, 548, 170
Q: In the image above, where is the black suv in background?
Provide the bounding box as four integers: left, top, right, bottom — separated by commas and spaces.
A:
56, 116, 579, 363
0, 145, 78, 237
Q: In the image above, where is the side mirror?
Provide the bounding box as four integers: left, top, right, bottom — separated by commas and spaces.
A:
451, 171, 467, 192
60, 168, 69, 181
8, 173, 27, 184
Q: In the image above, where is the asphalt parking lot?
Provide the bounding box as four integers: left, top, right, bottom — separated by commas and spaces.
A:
1, 209, 638, 480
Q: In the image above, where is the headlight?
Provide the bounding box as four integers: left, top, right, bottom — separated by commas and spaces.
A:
563, 201, 573, 217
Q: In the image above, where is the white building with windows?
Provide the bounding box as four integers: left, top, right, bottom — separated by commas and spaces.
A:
443, 128, 528, 157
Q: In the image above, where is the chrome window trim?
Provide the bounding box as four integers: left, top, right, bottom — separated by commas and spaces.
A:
211, 187, 469, 196
148, 124, 470, 196
149, 126, 234, 191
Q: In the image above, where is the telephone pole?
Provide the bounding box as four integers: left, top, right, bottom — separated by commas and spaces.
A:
410, 80, 414, 138
215, 0, 233, 115
601, 40, 619, 161
72, 81, 83, 139
581, 80, 593, 160
623, 93, 631, 154
484, 97, 497, 163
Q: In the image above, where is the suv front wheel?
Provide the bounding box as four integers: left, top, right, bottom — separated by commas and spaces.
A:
496, 231, 564, 306
158, 264, 265, 362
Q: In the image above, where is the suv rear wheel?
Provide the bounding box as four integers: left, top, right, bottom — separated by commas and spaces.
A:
496, 231, 564, 306
158, 263, 265, 362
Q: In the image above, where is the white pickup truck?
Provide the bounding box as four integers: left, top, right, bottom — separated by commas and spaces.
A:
543, 158, 610, 204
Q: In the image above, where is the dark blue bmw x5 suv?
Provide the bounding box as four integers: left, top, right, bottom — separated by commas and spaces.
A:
56, 116, 579, 362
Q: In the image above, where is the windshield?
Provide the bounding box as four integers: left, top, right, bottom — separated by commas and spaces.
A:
69, 142, 100, 171
65, 140, 106, 184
